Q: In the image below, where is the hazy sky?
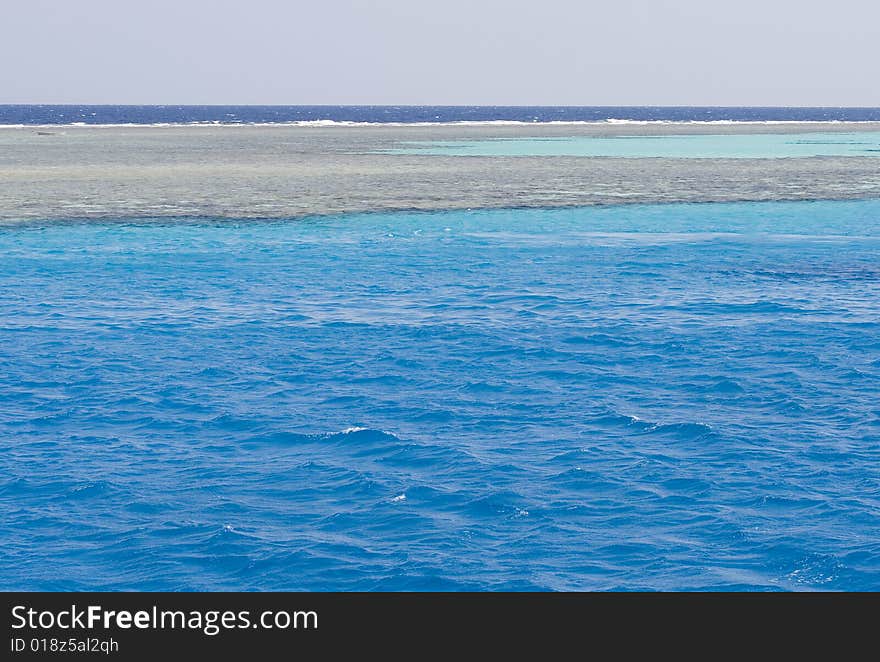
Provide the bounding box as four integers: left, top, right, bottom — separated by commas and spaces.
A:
2, 0, 878, 105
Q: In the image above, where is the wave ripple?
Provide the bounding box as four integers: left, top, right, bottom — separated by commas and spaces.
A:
2, 200, 879, 591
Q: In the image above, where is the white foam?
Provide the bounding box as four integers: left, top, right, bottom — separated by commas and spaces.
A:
0, 119, 873, 130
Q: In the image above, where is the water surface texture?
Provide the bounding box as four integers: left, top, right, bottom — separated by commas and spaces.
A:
392, 132, 880, 158
2, 200, 879, 590
3, 105, 880, 125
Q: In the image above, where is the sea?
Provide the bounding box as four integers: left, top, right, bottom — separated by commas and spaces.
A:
1, 107, 879, 591
2, 104, 880, 126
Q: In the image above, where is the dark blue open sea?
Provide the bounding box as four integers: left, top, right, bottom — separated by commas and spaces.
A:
2, 104, 880, 125
2, 200, 879, 591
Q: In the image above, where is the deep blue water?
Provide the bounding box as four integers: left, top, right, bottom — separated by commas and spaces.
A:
2, 105, 880, 125
2, 200, 879, 591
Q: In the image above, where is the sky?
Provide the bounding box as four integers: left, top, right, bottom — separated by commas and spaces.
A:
2, 0, 878, 105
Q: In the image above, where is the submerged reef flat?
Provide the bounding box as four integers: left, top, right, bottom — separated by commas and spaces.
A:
2, 122, 880, 222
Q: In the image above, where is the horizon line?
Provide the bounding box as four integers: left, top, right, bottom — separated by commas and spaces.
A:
3, 103, 880, 109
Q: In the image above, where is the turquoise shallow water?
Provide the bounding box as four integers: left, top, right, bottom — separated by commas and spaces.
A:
1, 200, 880, 591
390, 132, 880, 158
